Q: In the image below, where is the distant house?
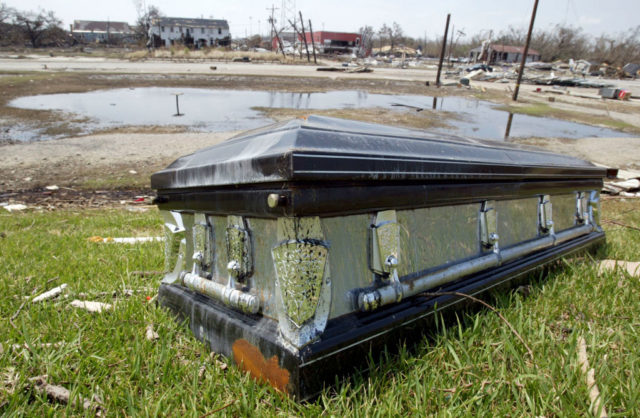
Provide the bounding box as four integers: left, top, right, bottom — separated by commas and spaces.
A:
469, 44, 541, 63
149, 17, 230, 48
71, 20, 134, 44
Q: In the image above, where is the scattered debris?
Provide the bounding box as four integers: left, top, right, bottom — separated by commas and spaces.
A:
198, 364, 207, 379
599, 87, 632, 100
622, 63, 640, 78
598, 260, 640, 277
2, 203, 28, 212
390, 102, 423, 112
130, 270, 163, 278
87, 236, 164, 244
1, 367, 19, 395
32, 284, 68, 303
316, 66, 372, 73
124, 206, 150, 213
603, 174, 640, 197
145, 324, 159, 341
616, 169, 640, 180
210, 352, 228, 371
69, 300, 112, 313
577, 337, 608, 418
10, 342, 64, 352
76, 288, 153, 299
29, 375, 102, 413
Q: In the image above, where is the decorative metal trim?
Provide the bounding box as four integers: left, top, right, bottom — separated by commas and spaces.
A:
538, 195, 554, 235
225, 216, 253, 283
480, 201, 499, 251
588, 191, 601, 229
161, 210, 186, 285
370, 210, 400, 277
192, 213, 214, 276
273, 217, 331, 350
273, 239, 328, 327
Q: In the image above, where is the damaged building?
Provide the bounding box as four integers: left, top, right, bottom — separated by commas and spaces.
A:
149, 17, 230, 48
301, 31, 361, 54
70, 20, 134, 44
469, 44, 541, 64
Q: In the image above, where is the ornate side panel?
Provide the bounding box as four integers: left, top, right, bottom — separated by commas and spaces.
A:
272, 217, 331, 350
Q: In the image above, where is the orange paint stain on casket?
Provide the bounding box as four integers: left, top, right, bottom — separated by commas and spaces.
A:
232, 339, 290, 392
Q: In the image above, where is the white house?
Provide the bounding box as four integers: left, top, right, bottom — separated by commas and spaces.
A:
149, 17, 230, 48
469, 44, 541, 64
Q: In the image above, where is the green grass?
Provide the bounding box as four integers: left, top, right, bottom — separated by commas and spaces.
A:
1, 200, 639, 416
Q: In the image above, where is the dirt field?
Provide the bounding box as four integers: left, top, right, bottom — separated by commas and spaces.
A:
1, 55, 639, 205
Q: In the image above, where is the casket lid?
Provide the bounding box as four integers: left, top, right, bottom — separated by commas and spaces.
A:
151, 115, 606, 190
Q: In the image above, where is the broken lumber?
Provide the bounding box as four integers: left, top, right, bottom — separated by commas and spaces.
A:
577, 337, 608, 418
69, 300, 112, 313
598, 259, 640, 277
32, 284, 67, 303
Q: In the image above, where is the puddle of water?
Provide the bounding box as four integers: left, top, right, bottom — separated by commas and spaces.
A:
6, 87, 631, 142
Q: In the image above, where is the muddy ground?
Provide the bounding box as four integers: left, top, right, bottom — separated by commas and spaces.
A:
1, 56, 639, 207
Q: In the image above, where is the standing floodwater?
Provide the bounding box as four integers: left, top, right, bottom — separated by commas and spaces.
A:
7, 87, 631, 142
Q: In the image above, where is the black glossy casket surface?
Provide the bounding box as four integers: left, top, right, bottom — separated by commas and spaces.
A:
152, 116, 606, 399
151, 116, 606, 216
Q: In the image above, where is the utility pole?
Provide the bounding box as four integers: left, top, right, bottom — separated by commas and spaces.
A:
435, 13, 450, 87
308, 19, 317, 64
266, 4, 279, 51
447, 24, 454, 67
299, 11, 310, 62
512, 0, 539, 101
270, 17, 286, 57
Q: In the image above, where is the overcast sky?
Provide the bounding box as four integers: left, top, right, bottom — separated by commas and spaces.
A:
3, 0, 639, 40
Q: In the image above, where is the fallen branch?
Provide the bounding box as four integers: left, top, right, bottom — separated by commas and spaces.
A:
130, 271, 163, 278
423, 291, 534, 360
577, 337, 608, 418
199, 400, 235, 418
601, 219, 640, 232
10, 300, 27, 322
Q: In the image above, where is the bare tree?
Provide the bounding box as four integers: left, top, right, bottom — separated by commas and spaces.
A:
391, 22, 404, 49
132, 2, 163, 45
12, 9, 63, 48
378, 23, 392, 49
358, 25, 374, 56
592, 26, 640, 66
0, 4, 13, 22
0, 5, 16, 46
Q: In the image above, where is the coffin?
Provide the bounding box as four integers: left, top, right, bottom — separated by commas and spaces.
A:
151, 116, 606, 399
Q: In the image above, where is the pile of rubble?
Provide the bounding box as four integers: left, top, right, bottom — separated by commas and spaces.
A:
603, 169, 640, 198
443, 59, 639, 98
